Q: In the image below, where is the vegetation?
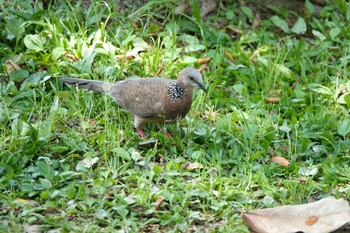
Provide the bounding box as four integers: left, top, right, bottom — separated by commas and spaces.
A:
1, 0, 350, 232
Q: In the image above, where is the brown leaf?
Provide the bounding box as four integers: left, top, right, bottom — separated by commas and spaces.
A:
297, 177, 307, 183
14, 198, 29, 204
270, 156, 289, 166
197, 57, 211, 65
154, 197, 163, 210
115, 54, 134, 61
37, 65, 47, 71
252, 14, 261, 29
155, 66, 164, 76
224, 50, 235, 63
64, 52, 80, 61
183, 162, 203, 170
6, 60, 21, 75
89, 119, 97, 125
243, 196, 350, 233
266, 97, 281, 103
45, 207, 57, 213
199, 64, 209, 73
226, 26, 243, 34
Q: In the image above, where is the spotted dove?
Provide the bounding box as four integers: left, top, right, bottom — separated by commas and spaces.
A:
61, 68, 206, 138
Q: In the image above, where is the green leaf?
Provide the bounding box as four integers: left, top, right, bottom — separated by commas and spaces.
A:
40, 178, 52, 189
309, 84, 332, 95
40, 191, 50, 199
52, 46, 65, 60
132, 37, 149, 50
25, 71, 46, 84
337, 93, 350, 105
179, 34, 205, 52
270, 16, 290, 33
115, 205, 129, 218
338, 119, 350, 137
152, 165, 163, 174
130, 149, 142, 162
113, 148, 131, 160
275, 64, 292, 78
6, 18, 25, 39
226, 9, 235, 20
37, 160, 55, 180
24, 34, 44, 52
291, 17, 307, 34
182, 56, 198, 64
329, 27, 341, 40
241, 6, 253, 23
312, 30, 326, 41
95, 209, 110, 218
305, 0, 315, 15
9, 69, 29, 81
189, 0, 202, 24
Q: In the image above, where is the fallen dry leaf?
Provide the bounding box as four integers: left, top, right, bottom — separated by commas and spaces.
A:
297, 177, 307, 183
212, 190, 219, 198
14, 198, 29, 204
81, 157, 99, 168
155, 66, 164, 76
226, 26, 243, 34
266, 97, 281, 103
252, 14, 261, 29
197, 57, 211, 65
199, 64, 209, 73
270, 156, 289, 166
183, 162, 204, 170
243, 196, 350, 233
89, 119, 97, 125
115, 54, 134, 61
64, 52, 80, 61
154, 197, 164, 210
37, 65, 47, 71
5, 59, 21, 75
224, 50, 235, 63
45, 207, 57, 213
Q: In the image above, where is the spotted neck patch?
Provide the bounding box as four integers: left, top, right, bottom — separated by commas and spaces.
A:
167, 81, 185, 102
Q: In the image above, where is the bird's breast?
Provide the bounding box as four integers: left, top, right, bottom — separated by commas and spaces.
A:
163, 91, 193, 122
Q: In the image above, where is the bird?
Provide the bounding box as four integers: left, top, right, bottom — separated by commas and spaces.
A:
61, 68, 207, 139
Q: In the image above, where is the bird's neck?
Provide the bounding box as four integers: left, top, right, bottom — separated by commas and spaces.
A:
166, 81, 188, 102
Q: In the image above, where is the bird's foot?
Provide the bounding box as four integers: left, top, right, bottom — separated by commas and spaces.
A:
164, 130, 173, 139
163, 130, 178, 147
137, 128, 147, 140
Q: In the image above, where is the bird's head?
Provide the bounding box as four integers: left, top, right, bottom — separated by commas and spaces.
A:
178, 68, 207, 92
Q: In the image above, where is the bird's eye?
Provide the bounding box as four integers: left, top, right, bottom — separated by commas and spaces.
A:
189, 76, 193, 80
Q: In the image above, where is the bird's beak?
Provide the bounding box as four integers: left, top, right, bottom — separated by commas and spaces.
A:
197, 82, 207, 93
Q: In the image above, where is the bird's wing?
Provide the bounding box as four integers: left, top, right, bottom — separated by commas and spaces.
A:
109, 78, 170, 118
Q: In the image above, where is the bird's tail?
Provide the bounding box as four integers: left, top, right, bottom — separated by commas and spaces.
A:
61, 77, 107, 93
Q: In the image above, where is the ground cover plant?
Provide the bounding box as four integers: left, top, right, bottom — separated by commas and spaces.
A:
1, 0, 350, 232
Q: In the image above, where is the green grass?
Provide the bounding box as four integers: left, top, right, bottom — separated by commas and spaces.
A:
1, 0, 350, 232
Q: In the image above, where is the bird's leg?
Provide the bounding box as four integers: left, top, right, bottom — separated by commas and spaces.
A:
137, 128, 147, 139
164, 130, 173, 139
164, 129, 177, 147
158, 124, 173, 139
